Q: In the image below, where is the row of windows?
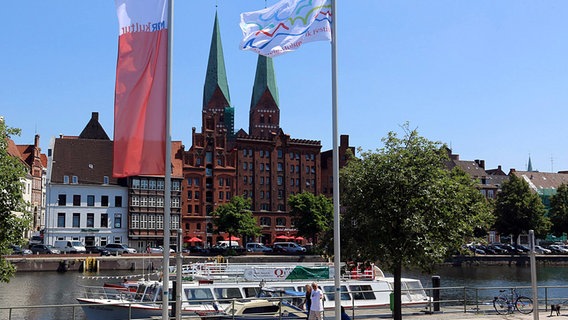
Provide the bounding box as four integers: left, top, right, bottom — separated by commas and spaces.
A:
187, 177, 232, 188
57, 212, 121, 228
259, 217, 294, 227
130, 196, 180, 208
63, 175, 110, 185
131, 178, 181, 191
130, 214, 180, 230
242, 149, 316, 161
57, 194, 122, 207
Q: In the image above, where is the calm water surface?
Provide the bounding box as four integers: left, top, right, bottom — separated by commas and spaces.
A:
1, 265, 568, 319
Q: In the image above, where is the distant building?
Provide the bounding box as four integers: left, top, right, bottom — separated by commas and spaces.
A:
6, 129, 47, 240
509, 169, 568, 211
44, 112, 129, 247
445, 149, 498, 199
180, 14, 323, 246
321, 135, 355, 198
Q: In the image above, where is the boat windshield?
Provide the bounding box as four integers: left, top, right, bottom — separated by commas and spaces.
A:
348, 284, 376, 300
323, 285, 350, 301
135, 284, 159, 302
184, 288, 214, 305
213, 287, 244, 302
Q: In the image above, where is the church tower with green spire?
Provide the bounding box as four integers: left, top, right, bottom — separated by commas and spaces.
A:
203, 12, 234, 137
248, 55, 280, 138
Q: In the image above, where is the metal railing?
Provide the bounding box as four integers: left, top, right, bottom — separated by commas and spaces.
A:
3, 284, 568, 319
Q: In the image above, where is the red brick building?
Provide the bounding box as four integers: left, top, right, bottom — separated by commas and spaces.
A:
180, 14, 326, 247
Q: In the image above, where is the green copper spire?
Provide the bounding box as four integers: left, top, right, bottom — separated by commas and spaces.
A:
203, 12, 230, 109
250, 55, 279, 109
527, 155, 533, 172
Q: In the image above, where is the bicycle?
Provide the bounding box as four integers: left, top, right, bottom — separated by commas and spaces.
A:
493, 288, 533, 315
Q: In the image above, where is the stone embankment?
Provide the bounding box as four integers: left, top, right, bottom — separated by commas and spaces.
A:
6, 253, 327, 272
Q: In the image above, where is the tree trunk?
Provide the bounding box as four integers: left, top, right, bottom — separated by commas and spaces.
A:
393, 262, 402, 320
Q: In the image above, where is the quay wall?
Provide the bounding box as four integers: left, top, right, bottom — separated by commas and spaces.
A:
6, 254, 328, 272
8, 254, 568, 272
448, 254, 568, 266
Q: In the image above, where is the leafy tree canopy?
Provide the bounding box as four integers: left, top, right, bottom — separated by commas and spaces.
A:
549, 183, 568, 236
212, 196, 260, 245
288, 192, 333, 254
340, 124, 492, 320
494, 174, 550, 240
0, 120, 31, 282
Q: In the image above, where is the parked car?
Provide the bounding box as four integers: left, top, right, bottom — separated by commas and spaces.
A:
10, 244, 32, 255
53, 240, 86, 254
30, 244, 61, 254
534, 245, 552, 254
487, 244, 507, 254
28, 235, 43, 248
148, 246, 174, 254
105, 243, 137, 255
85, 245, 110, 256
272, 242, 306, 254
182, 245, 209, 254
246, 242, 273, 253
548, 245, 568, 254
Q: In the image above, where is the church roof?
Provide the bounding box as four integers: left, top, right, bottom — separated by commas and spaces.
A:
203, 12, 231, 109
250, 55, 279, 109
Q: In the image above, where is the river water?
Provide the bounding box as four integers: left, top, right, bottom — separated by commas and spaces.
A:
1, 265, 568, 320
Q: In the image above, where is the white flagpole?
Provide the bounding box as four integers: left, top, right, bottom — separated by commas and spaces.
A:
162, 0, 174, 318
331, 0, 341, 319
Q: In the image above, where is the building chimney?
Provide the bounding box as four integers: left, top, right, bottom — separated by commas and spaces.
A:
475, 159, 485, 169
91, 112, 99, 121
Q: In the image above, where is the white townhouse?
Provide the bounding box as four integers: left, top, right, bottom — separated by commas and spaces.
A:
44, 112, 128, 246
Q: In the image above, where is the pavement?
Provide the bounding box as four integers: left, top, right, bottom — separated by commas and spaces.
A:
378, 308, 553, 320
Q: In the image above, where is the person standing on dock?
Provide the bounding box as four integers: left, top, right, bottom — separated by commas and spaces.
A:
304, 283, 313, 318
309, 282, 324, 320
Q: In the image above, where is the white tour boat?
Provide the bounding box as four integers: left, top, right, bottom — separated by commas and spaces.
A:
77, 263, 430, 320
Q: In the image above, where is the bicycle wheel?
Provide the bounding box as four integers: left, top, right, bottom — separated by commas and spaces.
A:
493, 297, 510, 315
515, 296, 533, 314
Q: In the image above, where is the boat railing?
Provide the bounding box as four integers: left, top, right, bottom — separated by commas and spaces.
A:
79, 284, 139, 302
10, 284, 568, 319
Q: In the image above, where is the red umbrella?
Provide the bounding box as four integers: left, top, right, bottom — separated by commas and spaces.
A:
295, 236, 305, 241
184, 236, 203, 243
275, 235, 290, 240
224, 235, 240, 241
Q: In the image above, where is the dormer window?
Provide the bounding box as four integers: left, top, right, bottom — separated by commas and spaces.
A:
72, 176, 78, 184
63, 176, 69, 184
103, 176, 109, 184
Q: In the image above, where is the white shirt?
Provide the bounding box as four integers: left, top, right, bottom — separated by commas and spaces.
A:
310, 288, 324, 311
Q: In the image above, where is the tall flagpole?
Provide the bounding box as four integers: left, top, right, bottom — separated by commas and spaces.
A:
162, 0, 174, 318
331, 0, 341, 319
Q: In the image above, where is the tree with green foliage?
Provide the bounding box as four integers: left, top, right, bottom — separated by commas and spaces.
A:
340, 125, 493, 320
212, 196, 260, 248
0, 120, 31, 282
288, 192, 333, 254
549, 184, 568, 236
494, 174, 550, 241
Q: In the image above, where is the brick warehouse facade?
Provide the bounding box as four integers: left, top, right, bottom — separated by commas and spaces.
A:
179, 14, 330, 247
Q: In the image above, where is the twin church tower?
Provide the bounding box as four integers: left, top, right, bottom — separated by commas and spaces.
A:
182, 13, 323, 245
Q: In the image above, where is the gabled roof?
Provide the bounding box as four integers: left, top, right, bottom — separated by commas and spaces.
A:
79, 112, 110, 140
250, 55, 279, 109
51, 138, 116, 185
203, 12, 231, 109
510, 170, 568, 194
447, 159, 487, 179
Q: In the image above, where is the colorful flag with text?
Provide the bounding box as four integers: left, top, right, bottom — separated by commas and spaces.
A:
240, 0, 332, 57
113, 0, 168, 178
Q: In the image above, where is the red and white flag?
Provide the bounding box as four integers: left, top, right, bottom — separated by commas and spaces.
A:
113, 0, 168, 178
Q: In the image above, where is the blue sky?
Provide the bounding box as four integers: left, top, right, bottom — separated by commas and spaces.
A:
2, 1, 567, 173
